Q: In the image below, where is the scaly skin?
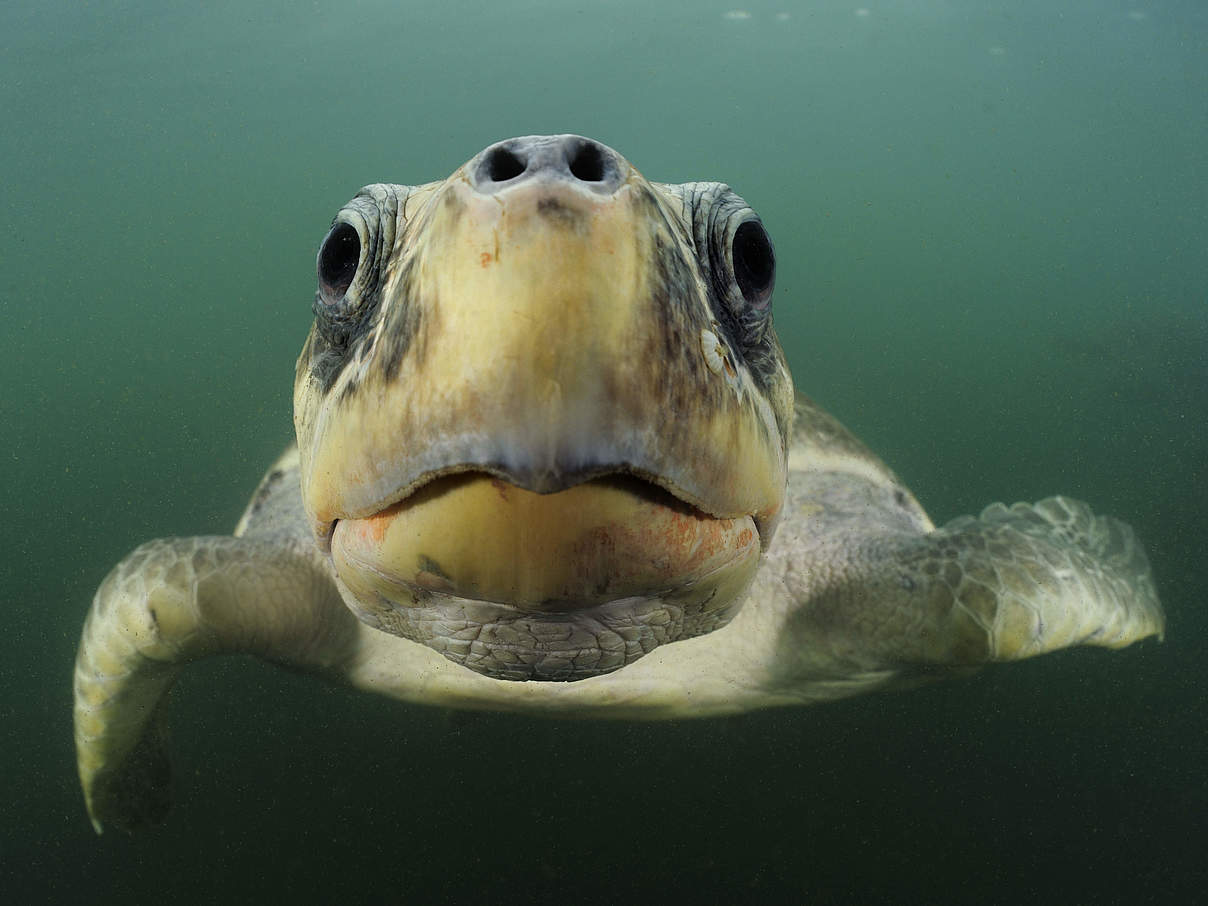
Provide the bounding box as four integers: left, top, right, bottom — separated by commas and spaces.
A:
73, 534, 357, 831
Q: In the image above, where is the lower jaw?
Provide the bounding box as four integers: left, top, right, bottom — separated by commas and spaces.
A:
333, 565, 754, 682
327, 471, 763, 680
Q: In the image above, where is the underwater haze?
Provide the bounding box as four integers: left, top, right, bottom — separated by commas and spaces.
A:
3, 0, 1205, 902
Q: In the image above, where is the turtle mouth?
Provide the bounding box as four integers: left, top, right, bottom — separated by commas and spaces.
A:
327, 468, 762, 681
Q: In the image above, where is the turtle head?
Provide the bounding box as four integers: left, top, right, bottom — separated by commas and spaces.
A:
294, 135, 794, 681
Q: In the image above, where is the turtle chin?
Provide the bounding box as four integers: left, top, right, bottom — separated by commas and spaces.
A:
328, 472, 761, 681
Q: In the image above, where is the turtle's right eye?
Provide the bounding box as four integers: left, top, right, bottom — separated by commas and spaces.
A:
731, 219, 775, 312
317, 222, 362, 305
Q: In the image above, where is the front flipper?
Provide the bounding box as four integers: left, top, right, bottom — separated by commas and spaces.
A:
73, 536, 357, 833
914, 497, 1165, 662
771, 482, 1163, 695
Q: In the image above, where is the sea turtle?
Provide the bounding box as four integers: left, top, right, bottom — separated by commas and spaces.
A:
74, 135, 1164, 833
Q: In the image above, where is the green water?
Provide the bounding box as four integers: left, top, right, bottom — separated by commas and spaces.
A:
3, 0, 1204, 901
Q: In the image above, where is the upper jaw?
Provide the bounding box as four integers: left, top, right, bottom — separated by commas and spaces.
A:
296, 146, 788, 556
312, 429, 780, 555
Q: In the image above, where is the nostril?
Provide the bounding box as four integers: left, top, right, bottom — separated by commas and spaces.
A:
484, 147, 526, 182
471, 136, 624, 195
567, 142, 606, 182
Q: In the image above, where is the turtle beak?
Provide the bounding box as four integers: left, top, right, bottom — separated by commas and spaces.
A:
329, 471, 762, 613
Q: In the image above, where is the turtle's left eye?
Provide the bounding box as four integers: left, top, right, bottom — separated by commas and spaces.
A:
317, 222, 362, 306
732, 219, 775, 311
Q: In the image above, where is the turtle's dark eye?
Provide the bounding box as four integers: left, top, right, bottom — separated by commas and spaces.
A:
732, 219, 775, 310
317, 222, 361, 305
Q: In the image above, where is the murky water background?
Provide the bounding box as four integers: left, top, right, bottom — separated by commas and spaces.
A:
3, 1, 1204, 901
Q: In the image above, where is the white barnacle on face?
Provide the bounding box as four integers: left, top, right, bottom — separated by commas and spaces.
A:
700, 327, 725, 375
700, 322, 743, 400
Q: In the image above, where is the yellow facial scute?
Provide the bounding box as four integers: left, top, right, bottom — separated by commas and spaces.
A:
331, 474, 761, 612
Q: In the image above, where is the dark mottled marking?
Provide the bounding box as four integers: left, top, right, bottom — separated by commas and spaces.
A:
247, 467, 286, 516
440, 188, 463, 226
624, 212, 746, 452
536, 196, 584, 230
418, 555, 451, 581
379, 256, 427, 383
305, 325, 346, 392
